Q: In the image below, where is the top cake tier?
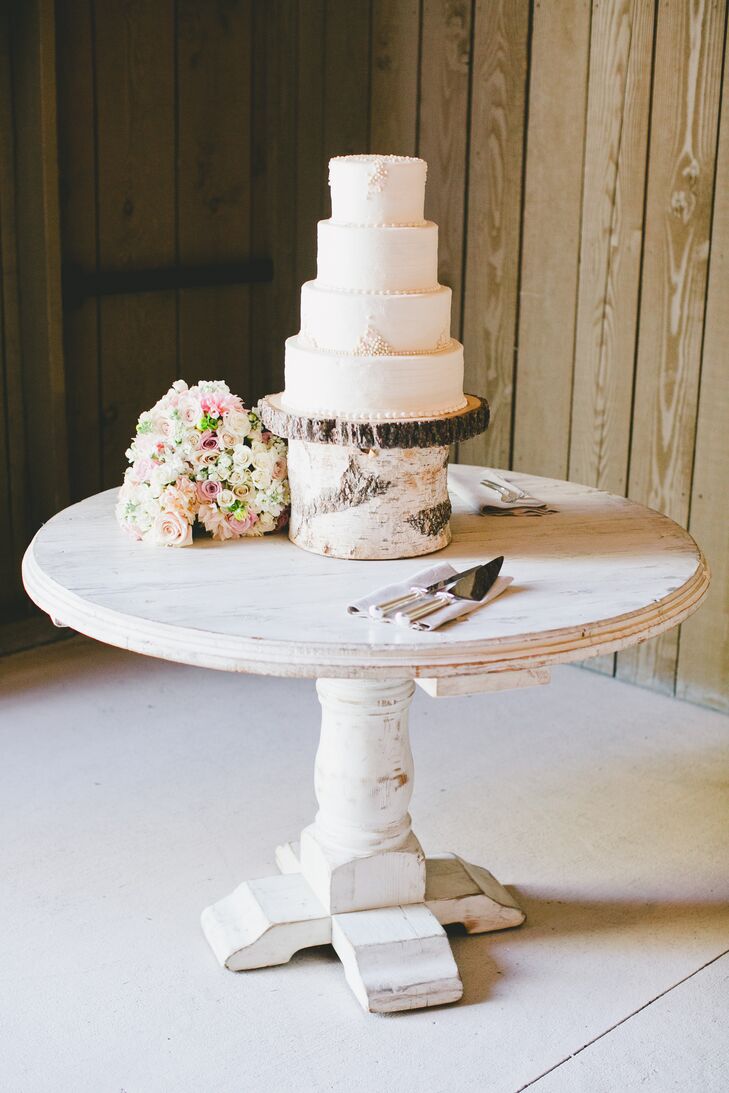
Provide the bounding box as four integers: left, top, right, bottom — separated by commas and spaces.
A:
328, 154, 427, 225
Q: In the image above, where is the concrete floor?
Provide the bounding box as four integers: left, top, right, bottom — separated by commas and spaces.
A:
1, 638, 728, 1093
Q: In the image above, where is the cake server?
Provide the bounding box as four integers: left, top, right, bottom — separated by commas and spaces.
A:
370, 563, 485, 618
396, 556, 505, 625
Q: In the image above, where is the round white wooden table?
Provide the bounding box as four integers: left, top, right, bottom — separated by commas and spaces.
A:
22, 467, 709, 1014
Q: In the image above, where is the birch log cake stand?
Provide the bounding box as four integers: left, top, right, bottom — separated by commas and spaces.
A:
22, 468, 709, 1014
259, 392, 489, 559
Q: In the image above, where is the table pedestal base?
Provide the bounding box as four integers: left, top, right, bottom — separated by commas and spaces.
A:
201, 678, 524, 1013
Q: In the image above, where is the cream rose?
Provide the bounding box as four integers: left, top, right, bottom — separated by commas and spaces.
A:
225, 409, 251, 437
149, 510, 192, 547
217, 488, 236, 509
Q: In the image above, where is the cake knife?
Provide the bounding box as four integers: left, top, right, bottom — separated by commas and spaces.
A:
370, 563, 485, 618
396, 556, 505, 625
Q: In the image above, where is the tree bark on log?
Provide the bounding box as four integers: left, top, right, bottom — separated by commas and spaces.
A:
259, 393, 489, 448
287, 440, 452, 559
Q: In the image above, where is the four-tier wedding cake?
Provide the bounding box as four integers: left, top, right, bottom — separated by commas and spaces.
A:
260, 153, 488, 560
281, 154, 468, 421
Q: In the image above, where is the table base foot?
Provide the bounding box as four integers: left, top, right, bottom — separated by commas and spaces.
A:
425, 853, 525, 933
275, 842, 525, 933
200, 872, 331, 972
332, 904, 463, 1013
201, 843, 523, 1012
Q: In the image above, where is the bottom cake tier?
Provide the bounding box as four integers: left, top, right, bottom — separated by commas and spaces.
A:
281, 335, 467, 421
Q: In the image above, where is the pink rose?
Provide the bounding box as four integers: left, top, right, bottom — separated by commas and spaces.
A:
272, 458, 286, 480
149, 510, 192, 547
226, 510, 258, 536
199, 430, 220, 451
197, 479, 221, 502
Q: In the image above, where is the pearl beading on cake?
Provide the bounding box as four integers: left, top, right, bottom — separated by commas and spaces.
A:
313, 284, 442, 296
355, 326, 393, 355
366, 160, 388, 196
329, 219, 428, 228
328, 153, 427, 168
280, 398, 467, 422
299, 324, 454, 357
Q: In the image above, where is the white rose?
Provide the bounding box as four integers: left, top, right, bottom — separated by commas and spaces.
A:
225, 409, 251, 437
251, 467, 272, 490
217, 488, 236, 509
232, 443, 253, 468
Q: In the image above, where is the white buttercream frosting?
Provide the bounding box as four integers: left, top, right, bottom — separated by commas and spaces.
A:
300, 281, 452, 353
282, 336, 466, 420
328, 154, 427, 225
317, 220, 438, 293
279, 153, 466, 422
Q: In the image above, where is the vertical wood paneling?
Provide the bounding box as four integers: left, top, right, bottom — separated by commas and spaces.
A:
0, 4, 25, 620
418, 0, 473, 332
569, 0, 654, 496
323, 0, 371, 160
513, 0, 591, 478
370, 0, 420, 155
250, 0, 298, 399
618, 0, 726, 694
459, 0, 529, 468
295, 0, 326, 291
268, 1, 298, 395
675, 17, 729, 713
176, 0, 252, 399
249, 0, 273, 398
56, 0, 100, 504
10, 0, 68, 524
569, 0, 655, 679
94, 0, 177, 488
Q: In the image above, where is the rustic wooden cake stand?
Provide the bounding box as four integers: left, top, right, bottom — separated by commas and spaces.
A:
22, 469, 709, 1014
259, 393, 489, 559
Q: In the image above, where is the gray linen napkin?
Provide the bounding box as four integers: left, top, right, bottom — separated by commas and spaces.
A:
347, 561, 513, 632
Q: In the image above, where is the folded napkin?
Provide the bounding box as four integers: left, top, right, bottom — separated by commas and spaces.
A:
347, 561, 513, 632
448, 464, 551, 514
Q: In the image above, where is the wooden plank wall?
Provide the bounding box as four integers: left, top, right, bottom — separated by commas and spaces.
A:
1, 0, 69, 652
2, 0, 728, 713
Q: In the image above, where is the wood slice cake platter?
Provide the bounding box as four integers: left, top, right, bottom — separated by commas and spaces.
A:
259, 392, 489, 449
259, 394, 489, 561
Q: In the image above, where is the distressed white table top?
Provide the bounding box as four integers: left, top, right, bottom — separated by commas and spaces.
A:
22, 467, 709, 679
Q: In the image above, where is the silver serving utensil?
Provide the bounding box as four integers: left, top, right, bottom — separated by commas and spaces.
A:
371, 563, 484, 618
482, 506, 556, 517
397, 556, 505, 625
480, 478, 529, 503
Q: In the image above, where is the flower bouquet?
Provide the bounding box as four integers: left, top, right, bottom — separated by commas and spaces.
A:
116, 380, 290, 546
